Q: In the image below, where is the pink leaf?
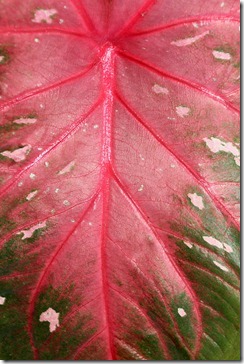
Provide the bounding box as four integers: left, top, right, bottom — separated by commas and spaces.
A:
0, 0, 239, 360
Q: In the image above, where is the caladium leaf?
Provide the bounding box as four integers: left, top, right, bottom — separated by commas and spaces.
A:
0, 0, 240, 360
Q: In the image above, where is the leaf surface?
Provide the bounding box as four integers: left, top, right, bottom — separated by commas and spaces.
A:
0, 0, 240, 360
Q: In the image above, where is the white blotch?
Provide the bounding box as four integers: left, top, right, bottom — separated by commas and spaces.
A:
178, 308, 187, 317
152, 84, 169, 95
184, 241, 193, 249
138, 184, 144, 192
176, 106, 190, 118
193, 22, 199, 28
188, 193, 204, 210
203, 236, 233, 253
19, 221, 46, 240
234, 156, 240, 166
203, 137, 240, 165
18, 181, 23, 187
139, 154, 145, 161
40, 103, 44, 109
32, 9, 58, 24
171, 31, 209, 47
88, 222, 93, 226
93, 124, 99, 129
63, 200, 70, 206
220, 2, 225, 7
26, 190, 38, 201
34, 37, 40, 43
213, 261, 229, 272
45, 161, 49, 167
58, 161, 75, 175
167, 117, 176, 121
212, 50, 231, 60
39, 307, 60, 332
0, 296, 6, 305
13, 117, 37, 124
1, 145, 31, 162
55, 188, 60, 193
30, 173, 36, 180
0, 55, 5, 63
223, 243, 233, 253
59, 18, 64, 24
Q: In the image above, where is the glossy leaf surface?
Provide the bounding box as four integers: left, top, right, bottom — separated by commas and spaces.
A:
0, 0, 240, 360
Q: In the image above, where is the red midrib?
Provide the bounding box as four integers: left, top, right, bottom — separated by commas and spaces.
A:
100, 43, 116, 360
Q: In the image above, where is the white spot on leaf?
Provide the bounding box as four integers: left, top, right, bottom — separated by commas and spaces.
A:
212, 50, 231, 60
213, 261, 229, 272
30, 173, 36, 180
152, 84, 169, 95
171, 31, 209, 47
234, 156, 240, 166
183, 241, 193, 249
13, 117, 37, 125
203, 236, 233, 253
138, 184, 144, 192
63, 200, 70, 206
1, 145, 31, 162
178, 308, 187, 317
39, 307, 59, 332
18, 221, 46, 240
0, 296, 6, 305
176, 106, 190, 118
203, 137, 240, 165
32, 9, 58, 24
58, 161, 75, 175
26, 190, 38, 201
188, 193, 204, 210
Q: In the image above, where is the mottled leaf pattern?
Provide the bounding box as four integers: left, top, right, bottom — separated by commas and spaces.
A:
0, 0, 240, 360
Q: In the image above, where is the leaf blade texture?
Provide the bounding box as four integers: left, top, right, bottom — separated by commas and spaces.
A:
0, 0, 240, 360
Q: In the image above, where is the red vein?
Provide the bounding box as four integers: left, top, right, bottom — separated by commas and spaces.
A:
116, 92, 240, 231
27, 192, 99, 359
115, 0, 156, 38
108, 237, 191, 358
0, 97, 102, 199
155, 227, 239, 277
40, 293, 102, 352
118, 50, 240, 115
178, 259, 240, 292
70, 0, 96, 34
0, 26, 90, 39
72, 328, 106, 360
111, 168, 202, 358
115, 338, 147, 360
110, 286, 171, 359
0, 198, 94, 251
129, 15, 240, 36
0, 270, 40, 281
0, 59, 98, 112
99, 43, 116, 360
